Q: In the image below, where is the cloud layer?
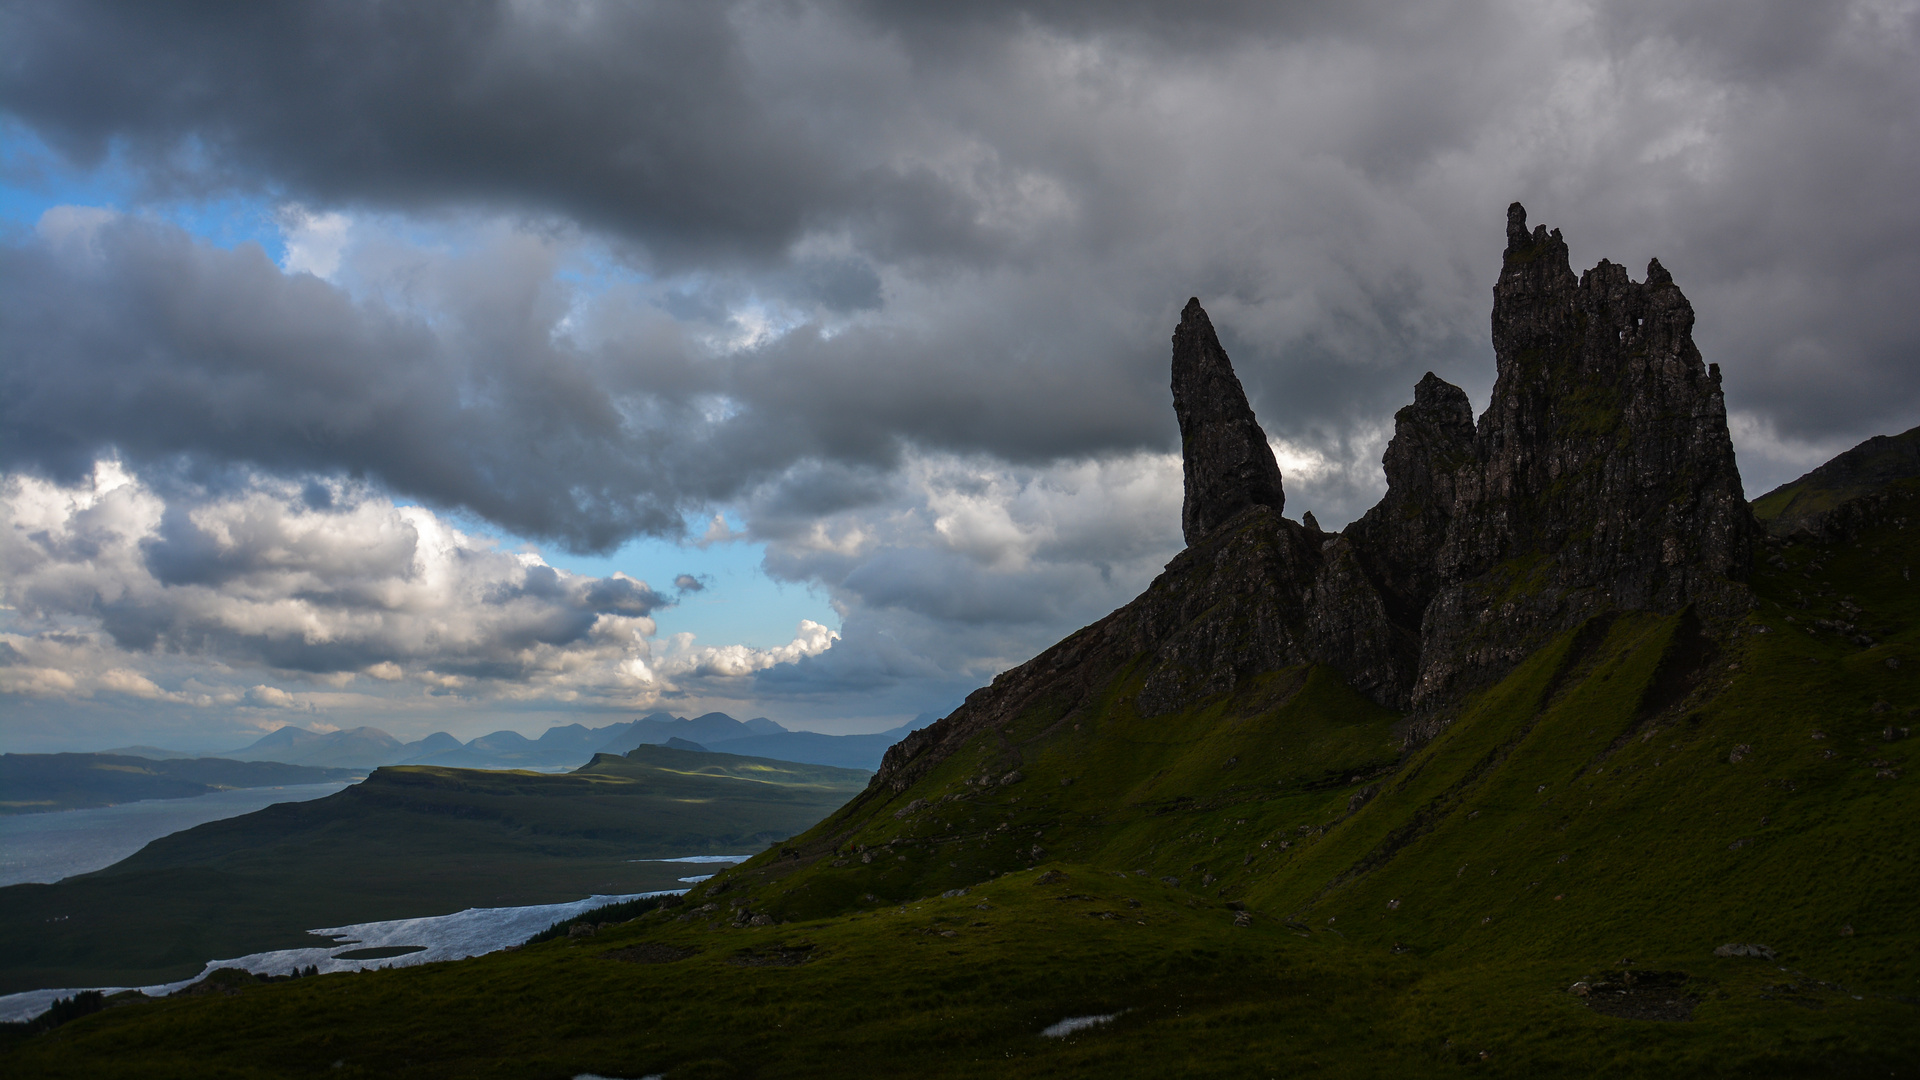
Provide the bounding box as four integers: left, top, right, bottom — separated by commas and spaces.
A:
0, 462, 834, 745
3, 0, 1916, 745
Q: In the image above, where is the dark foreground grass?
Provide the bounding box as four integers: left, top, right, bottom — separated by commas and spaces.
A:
5, 865, 1914, 1078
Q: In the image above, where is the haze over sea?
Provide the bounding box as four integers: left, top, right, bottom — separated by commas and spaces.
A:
0, 782, 353, 886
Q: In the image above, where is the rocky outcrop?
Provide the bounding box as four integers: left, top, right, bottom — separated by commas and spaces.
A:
1411, 204, 1756, 710
1172, 298, 1287, 544
1347, 374, 1476, 626
1339, 372, 1480, 697
874, 203, 1759, 791
873, 498, 1401, 793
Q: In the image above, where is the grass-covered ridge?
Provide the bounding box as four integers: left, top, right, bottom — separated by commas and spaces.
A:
0, 746, 869, 994
0, 753, 361, 814
6, 487, 1915, 1075
1752, 425, 1920, 533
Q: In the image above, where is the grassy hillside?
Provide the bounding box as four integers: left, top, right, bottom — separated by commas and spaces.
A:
1752, 426, 1920, 534
0, 754, 361, 814
0, 746, 868, 994
6, 491, 1915, 1075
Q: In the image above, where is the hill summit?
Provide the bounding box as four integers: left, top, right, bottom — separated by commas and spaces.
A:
874, 203, 1756, 797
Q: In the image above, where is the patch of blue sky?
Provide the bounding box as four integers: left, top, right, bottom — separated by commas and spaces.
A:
541, 523, 839, 650
0, 126, 288, 258
415, 501, 833, 651
552, 237, 653, 291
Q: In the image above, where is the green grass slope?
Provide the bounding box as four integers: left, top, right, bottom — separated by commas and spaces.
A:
0, 746, 868, 994
1752, 425, 1920, 534
6, 491, 1916, 1076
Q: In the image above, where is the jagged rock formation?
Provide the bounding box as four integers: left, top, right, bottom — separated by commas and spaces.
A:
1346, 373, 1477, 626
876, 204, 1757, 791
1411, 204, 1756, 710
1338, 373, 1480, 695
1172, 298, 1286, 544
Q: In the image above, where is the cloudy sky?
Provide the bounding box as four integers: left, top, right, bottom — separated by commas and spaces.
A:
2, 0, 1916, 753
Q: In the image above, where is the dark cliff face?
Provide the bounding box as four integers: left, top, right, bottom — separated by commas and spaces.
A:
1346, 373, 1478, 633
1412, 204, 1757, 709
875, 204, 1757, 791
1172, 297, 1287, 544
1453, 203, 1752, 588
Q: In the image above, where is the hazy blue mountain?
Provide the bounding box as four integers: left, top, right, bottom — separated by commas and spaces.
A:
596, 712, 788, 754
222, 726, 407, 770
711, 726, 914, 771
402, 721, 642, 769
216, 711, 922, 773
407, 732, 463, 757
94, 745, 199, 761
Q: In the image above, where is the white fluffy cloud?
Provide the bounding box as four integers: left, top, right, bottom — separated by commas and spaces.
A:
0, 461, 835, 732
278, 204, 354, 280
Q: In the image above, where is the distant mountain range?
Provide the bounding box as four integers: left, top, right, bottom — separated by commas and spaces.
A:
108, 711, 923, 773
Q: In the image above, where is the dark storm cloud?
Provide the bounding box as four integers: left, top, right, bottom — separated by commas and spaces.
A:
0, 1, 834, 264
3, 0, 1918, 737
0, 213, 1182, 547
6, 0, 1909, 505
0, 1, 1911, 485
0, 215, 699, 549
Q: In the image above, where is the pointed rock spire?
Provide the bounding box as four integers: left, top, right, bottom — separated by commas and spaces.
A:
1171, 298, 1285, 545
1346, 371, 1476, 629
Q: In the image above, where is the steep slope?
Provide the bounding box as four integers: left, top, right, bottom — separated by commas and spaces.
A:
1753, 424, 1920, 540
645, 205, 1914, 1060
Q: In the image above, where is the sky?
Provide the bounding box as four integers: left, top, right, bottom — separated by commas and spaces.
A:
2, 0, 1916, 753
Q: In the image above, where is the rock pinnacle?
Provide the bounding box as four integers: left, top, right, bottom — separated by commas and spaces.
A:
1171, 298, 1285, 545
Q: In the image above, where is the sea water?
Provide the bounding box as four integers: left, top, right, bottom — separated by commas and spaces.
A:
0, 782, 356, 887
0, 857, 749, 1024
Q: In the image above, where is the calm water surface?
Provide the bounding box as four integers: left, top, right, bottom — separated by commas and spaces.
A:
0, 888, 690, 1023
0, 782, 355, 886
